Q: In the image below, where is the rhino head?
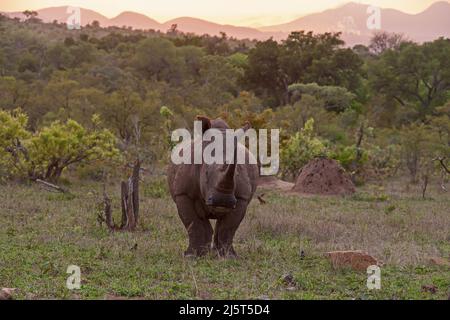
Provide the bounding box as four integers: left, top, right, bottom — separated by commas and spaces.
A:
197, 116, 250, 214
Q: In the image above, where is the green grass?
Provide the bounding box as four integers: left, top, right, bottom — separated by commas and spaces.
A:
0, 179, 449, 300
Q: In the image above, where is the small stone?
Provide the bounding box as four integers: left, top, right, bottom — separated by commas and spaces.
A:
282, 273, 296, 287
286, 286, 296, 291
0, 288, 16, 300
326, 250, 379, 272
422, 285, 437, 294
429, 257, 450, 267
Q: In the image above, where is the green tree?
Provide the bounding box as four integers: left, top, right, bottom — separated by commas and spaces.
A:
132, 38, 182, 83
26, 116, 119, 181
281, 118, 328, 179
288, 83, 356, 112
369, 38, 450, 118
243, 39, 283, 106
0, 109, 30, 179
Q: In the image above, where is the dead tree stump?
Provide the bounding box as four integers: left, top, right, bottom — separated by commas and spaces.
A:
102, 160, 140, 232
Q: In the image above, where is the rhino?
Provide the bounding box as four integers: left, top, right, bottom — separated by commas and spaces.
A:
167, 116, 259, 257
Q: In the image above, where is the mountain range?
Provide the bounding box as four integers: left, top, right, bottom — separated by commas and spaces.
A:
2, 1, 450, 46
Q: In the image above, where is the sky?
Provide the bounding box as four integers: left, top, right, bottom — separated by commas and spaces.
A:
0, 0, 444, 26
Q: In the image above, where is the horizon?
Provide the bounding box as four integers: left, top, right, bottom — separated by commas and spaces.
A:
0, 0, 446, 27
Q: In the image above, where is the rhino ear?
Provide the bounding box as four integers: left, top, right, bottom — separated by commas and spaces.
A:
196, 115, 211, 134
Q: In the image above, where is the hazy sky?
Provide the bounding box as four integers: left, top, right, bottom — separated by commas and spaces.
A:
0, 0, 444, 26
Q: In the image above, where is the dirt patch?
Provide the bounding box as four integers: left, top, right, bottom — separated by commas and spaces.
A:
258, 176, 294, 192
293, 158, 355, 196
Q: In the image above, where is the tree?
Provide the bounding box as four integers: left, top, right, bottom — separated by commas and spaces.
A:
288, 83, 356, 113
100, 87, 145, 146
22, 10, 38, 20
243, 39, 283, 106
0, 109, 30, 180
243, 32, 363, 106
0, 76, 30, 110
369, 38, 450, 118
198, 55, 242, 106
91, 20, 101, 28
369, 31, 408, 55
132, 38, 182, 83
167, 24, 178, 36
26, 116, 119, 181
40, 72, 80, 121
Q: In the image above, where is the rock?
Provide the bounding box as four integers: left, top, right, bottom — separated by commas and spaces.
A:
0, 288, 16, 300
281, 273, 296, 287
429, 257, 450, 267
422, 285, 437, 294
326, 250, 379, 272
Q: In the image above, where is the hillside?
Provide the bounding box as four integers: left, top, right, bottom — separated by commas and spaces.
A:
2, 2, 450, 44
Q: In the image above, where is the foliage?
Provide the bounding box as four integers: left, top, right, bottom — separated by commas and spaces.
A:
369, 38, 450, 118
288, 83, 356, 112
0, 109, 30, 180
0, 14, 449, 185
243, 31, 363, 105
25, 117, 120, 181
397, 123, 445, 183
331, 145, 369, 172
0, 109, 119, 182
280, 118, 328, 179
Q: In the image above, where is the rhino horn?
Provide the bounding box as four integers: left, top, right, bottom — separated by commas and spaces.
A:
215, 122, 251, 194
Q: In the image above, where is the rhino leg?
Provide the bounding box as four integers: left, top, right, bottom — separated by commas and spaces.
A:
175, 195, 213, 257
213, 200, 247, 257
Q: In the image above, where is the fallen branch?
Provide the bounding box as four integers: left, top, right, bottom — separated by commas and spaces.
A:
257, 193, 267, 205
35, 179, 68, 193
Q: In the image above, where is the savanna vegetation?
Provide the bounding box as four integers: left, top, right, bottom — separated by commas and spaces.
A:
0, 13, 449, 300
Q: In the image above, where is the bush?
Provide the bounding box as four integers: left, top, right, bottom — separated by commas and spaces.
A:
0, 109, 30, 180
26, 117, 120, 181
331, 145, 369, 171
280, 118, 328, 179
0, 110, 120, 182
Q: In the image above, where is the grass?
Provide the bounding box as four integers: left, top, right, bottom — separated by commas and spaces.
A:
0, 178, 449, 300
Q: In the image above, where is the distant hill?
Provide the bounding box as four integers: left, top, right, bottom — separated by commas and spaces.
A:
261, 1, 450, 45
109, 11, 160, 30
4, 6, 110, 26
2, 2, 450, 45
0, 6, 282, 40
161, 17, 282, 40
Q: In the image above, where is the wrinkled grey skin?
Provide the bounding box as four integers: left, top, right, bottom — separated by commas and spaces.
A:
167, 117, 259, 257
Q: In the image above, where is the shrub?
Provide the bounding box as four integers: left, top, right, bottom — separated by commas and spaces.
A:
26, 117, 120, 181
0, 110, 120, 182
280, 118, 328, 179
0, 109, 30, 180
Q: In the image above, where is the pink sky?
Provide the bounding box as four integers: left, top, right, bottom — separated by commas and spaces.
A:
0, 0, 444, 26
